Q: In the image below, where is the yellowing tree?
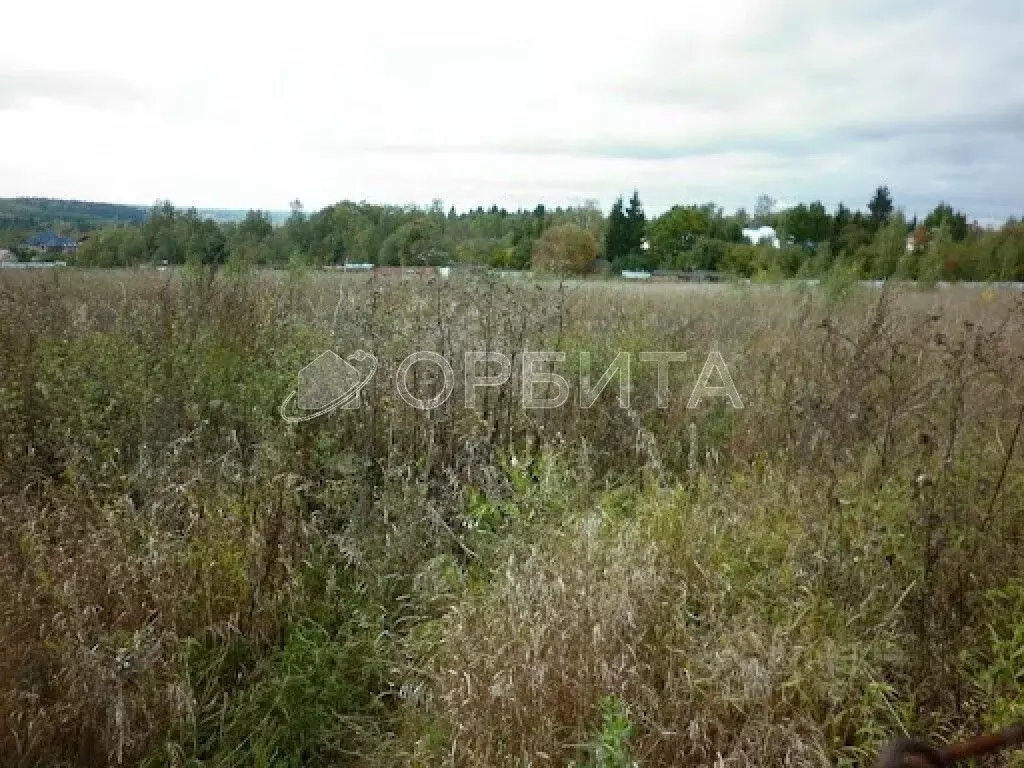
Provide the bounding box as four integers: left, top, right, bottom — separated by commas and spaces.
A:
530, 223, 599, 274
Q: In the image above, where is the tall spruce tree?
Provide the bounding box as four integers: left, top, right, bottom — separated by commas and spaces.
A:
867, 185, 894, 231
625, 189, 646, 257
605, 196, 629, 267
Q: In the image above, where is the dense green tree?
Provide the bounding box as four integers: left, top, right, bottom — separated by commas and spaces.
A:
183, 212, 228, 265
226, 210, 279, 265
75, 226, 146, 267
282, 200, 315, 260
604, 197, 629, 267
867, 185, 894, 231
923, 202, 969, 243
919, 219, 952, 286
648, 205, 711, 269
236, 210, 274, 241
379, 218, 447, 266
624, 190, 646, 255
532, 204, 546, 236
603, 190, 648, 269
720, 242, 760, 277
863, 214, 908, 279
994, 224, 1024, 280
708, 205, 746, 243
832, 203, 851, 240
783, 201, 831, 245
831, 205, 873, 257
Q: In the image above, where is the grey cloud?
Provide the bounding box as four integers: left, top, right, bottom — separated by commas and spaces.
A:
0, 70, 144, 111
616, 0, 1024, 122
842, 104, 1024, 148
335, 0, 1024, 221
346, 105, 1024, 221
353, 102, 1024, 163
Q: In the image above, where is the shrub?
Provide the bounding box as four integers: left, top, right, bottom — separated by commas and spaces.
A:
531, 223, 599, 274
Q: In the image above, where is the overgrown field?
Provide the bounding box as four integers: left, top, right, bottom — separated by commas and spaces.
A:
1, 268, 1023, 767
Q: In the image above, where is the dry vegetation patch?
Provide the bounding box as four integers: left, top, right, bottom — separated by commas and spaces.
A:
1, 269, 1022, 766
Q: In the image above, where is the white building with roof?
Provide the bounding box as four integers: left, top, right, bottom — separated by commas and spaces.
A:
742, 226, 781, 248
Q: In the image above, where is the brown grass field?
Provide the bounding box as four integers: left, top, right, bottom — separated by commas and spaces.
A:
1, 266, 1023, 767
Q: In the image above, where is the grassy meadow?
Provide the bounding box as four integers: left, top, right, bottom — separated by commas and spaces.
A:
1, 266, 1023, 767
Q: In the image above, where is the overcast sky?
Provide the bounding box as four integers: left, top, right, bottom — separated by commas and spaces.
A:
2, 0, 1022, 221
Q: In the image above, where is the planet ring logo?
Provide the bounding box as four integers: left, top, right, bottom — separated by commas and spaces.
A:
279, 350, 378, 424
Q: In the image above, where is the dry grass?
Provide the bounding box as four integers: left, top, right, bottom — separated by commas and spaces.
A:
1, 267, 1023, 766
430, 477, 882, 767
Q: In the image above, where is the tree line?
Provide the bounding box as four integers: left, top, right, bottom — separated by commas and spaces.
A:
40, 189, 1024, 281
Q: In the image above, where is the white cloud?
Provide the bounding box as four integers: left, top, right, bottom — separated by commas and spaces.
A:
1, 0, 1022, 220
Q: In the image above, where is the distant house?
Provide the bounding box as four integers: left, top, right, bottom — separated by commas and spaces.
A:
0, 248, 15, 263
24, 231, 80, 254
742, 226, 781, 249
621, 270, 652, 280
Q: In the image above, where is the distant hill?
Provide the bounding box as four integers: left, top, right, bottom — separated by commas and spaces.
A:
0, 197, 149, 231
0, 198, 290, 247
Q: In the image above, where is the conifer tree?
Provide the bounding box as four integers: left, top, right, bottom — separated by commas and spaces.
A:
605, 196, 629, 267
